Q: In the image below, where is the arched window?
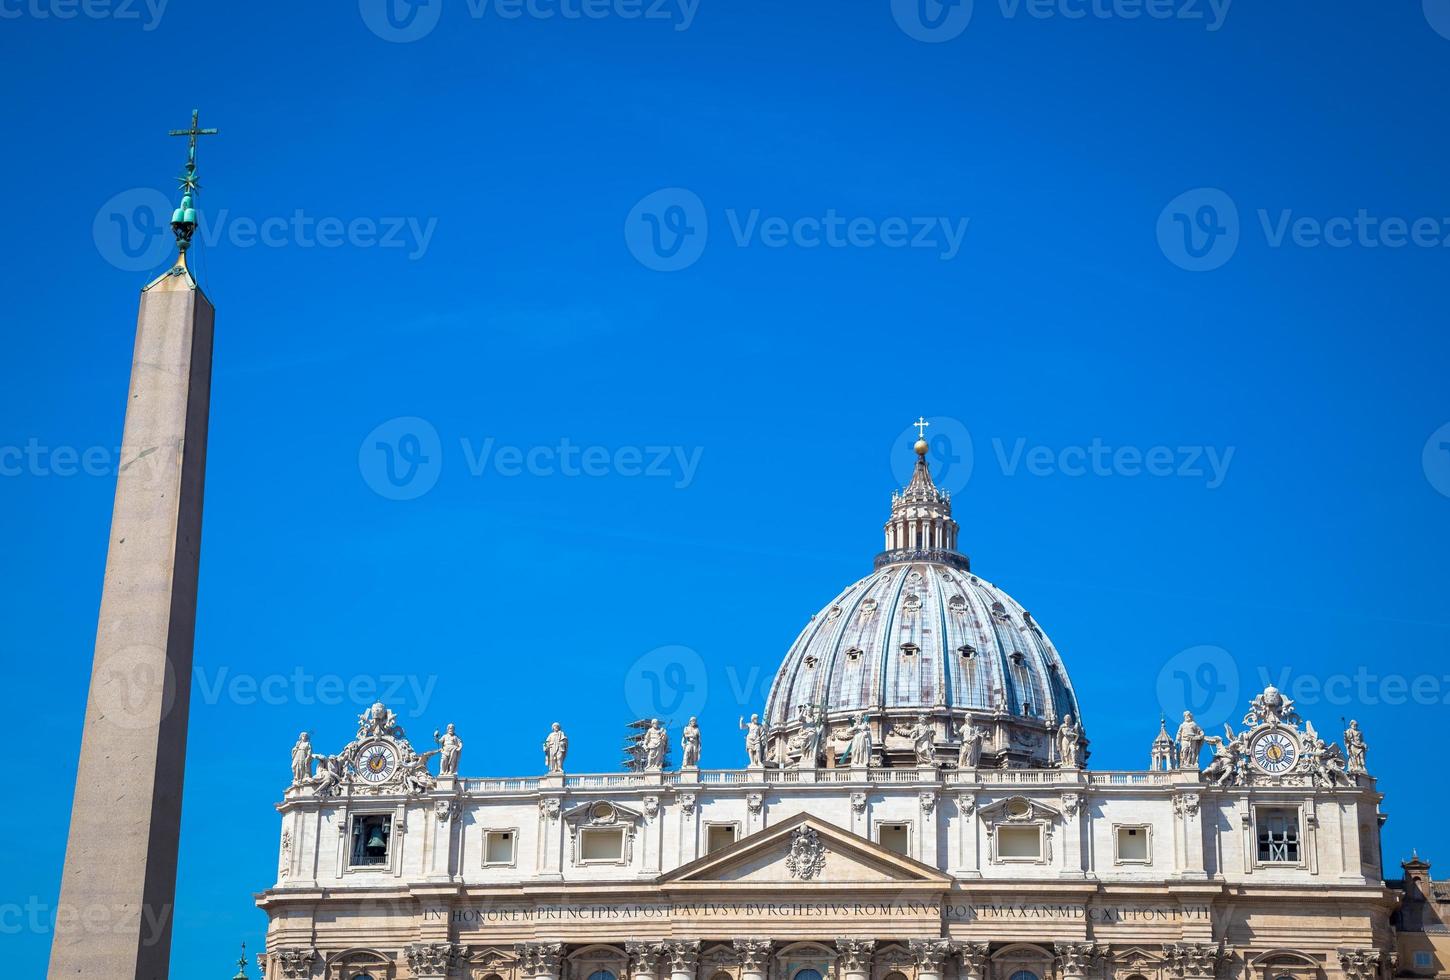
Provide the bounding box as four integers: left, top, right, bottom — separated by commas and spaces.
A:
885, 972, 910, 980
711, 972, 734, 980
351, 975, 374, 980
795, 970, 824, 980
1010, 971, 1041, 980
588, 971, 617, 980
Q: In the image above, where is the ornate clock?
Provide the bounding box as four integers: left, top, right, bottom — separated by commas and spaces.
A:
356, 741, 399, 783
1249, 730, 1299, 775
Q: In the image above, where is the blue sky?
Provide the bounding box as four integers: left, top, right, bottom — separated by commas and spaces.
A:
3, 0, 1450, 975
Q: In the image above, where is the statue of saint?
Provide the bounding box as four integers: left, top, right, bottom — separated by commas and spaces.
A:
1202, 730, 1244, 787
311, 753, 344, 797
643, 719, 669, 770
1344, 720, 1368, 773
681, 717, 701, 768
845, 713, 873, 767
1175, 711, 1205, 769
1057, 714, 1083, 769
740, 713, 765, 766
957, 716, 984, 769
897, 714, 936, 766
400, 749, 438, 795
290, 732, 313, 786
794, 705, 822, 769
434, 724, 463, 777
543, 723, 568, 773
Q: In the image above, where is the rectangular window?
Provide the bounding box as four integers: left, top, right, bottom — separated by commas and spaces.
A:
349, 814, 391, 868
1116, 825, 1150, 863
1256, 808, 1301, 863
997, 825, 1043, 860
706, 824, 738, 854
579, 827, 625, 863
484, 830, 515, 866
878, 823, 910, 856
1414, 952, 1433, 970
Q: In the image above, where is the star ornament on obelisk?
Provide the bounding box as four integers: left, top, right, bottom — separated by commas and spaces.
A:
49, 111, 219, 980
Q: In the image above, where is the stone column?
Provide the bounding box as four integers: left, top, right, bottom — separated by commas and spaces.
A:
1174, 791, 1206, 878
734, 940, 773, 980
664, 941, 701, 980
1059, 792, 1085, 878
520, 942, 566, 980
628, 941, 664, 980
919, 791, 939, 866
910, 940, 958, 980
836, 939, 876, 980
49, 259, 215, 979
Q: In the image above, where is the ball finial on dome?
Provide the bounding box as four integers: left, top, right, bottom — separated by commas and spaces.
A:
914, 437, 929, 456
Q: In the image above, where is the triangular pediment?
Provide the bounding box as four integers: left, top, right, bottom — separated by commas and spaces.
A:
660, 813, 952, 888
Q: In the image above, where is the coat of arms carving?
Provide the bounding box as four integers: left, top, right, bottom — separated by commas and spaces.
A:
785, 825, 827, 879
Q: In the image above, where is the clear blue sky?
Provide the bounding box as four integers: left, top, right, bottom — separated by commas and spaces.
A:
3, 1, 1449, 975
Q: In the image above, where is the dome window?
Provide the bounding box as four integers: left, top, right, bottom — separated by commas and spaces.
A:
958, 644, 977, 660
991, 601, 1012, 624
903, 593, 922, 614
900, 642, 919, 658
1009, 651, 1027, 666
826, 605, 842, 620
803, 655, 819, 670
845, 647, 863, 663
948, 595, 967, 615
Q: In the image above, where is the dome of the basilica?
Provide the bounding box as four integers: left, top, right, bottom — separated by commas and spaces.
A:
760, 432, 1084, 769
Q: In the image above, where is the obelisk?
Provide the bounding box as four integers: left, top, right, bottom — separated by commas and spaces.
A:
49, 111, 219, 980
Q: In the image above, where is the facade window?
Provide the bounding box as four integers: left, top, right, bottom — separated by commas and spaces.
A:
587, 971, 617, 980
1414, 953, 1434, 970
1116, 825, 1150, 863
997, 825, 1043, 860
1009, 972, 1041, 980
349, 814, 391, 868
878, 822, 910, 855
484, 830, 515, 866
579, 827, 625, 863
794, 971, 824, 980
1256, 808, 1301, 863
706, 824, 738, 854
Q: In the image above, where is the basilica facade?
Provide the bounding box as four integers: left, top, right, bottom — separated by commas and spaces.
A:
257, 437, 1395, 980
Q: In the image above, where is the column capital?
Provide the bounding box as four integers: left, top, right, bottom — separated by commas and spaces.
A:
407, 942, 470, 979
274, 949, 318, 980
1163, 942, 1228, 980
1337, 950, 1384, 980
909, 940, 958, 971
627, 942, 665, 976
663, 940, 702, 973
519, 942, 566, 977
1054, 943, 1107, 980
958, 943, 991, 980
835, 939, 877, 974
733, 940, 774, 972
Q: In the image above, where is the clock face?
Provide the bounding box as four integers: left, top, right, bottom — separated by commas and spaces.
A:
357, 742, 398, 783
1250, 730, 1299, 774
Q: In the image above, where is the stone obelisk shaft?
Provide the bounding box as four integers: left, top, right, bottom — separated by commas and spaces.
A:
48, 267, 214, 979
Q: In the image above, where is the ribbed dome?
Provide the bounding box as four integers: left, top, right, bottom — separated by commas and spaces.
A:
759, 428, 1084, 769
764, 562, 1080, 727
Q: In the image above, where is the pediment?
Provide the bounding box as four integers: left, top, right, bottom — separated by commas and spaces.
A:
660, 813, 951, 888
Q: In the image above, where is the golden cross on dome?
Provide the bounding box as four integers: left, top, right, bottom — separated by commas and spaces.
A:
913, 416, 930, 440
